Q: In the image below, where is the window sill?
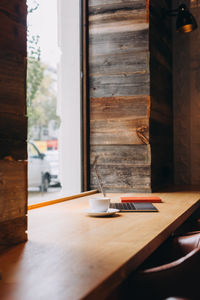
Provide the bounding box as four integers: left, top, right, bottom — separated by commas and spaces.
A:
28, 189, 98, 210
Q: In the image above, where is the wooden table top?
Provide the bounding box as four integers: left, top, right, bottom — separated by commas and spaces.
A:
0, 191, 200, 300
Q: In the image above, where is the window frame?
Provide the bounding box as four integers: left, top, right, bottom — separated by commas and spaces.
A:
81, 0, 90, 192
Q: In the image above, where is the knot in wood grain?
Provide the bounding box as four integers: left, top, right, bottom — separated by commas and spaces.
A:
136, 126, 149, 145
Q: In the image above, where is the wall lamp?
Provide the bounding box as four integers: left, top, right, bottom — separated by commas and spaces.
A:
168, 3, 197, 33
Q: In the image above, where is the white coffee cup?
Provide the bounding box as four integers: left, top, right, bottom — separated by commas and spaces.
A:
89, 197, 110, 212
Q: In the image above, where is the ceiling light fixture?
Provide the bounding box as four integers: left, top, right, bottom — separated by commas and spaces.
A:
168, 3, 197, 33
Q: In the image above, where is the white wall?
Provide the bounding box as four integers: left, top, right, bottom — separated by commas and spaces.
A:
57, 0, 81, 194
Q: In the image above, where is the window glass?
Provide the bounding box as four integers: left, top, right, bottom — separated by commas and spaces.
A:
27, 0, 81, 204
28, 143, 40, 158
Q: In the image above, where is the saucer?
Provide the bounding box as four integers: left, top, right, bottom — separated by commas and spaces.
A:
84, 208, 120, 217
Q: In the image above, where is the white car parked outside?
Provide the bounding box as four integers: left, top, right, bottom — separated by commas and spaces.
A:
28, 142, 51, 192
45, 150, 61, 187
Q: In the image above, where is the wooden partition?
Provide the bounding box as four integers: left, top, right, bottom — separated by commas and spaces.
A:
89, 0, 151, 192
173, 0, 200, 186
0, 0, 27, 249
149, 0, 173, 188
89, 0, 173, 192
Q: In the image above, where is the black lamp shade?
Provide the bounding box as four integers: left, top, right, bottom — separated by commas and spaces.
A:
176, 4, 197, 33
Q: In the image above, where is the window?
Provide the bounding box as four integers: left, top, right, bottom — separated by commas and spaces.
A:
27, 0, 82, 204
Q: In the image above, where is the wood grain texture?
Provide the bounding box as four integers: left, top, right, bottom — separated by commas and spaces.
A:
89, 28, 148, 56
89, 51, 149, 75
0, 0, 27, 248
89, 0, 174, 192
0, 160, 27, 222
0, 4, 26, 55
89, 0, 146, 25
90, 96, 149, 145
0, 50, 26, 115
0, 192, 200, 300
90, 165, 151, 192
90, 144, 151, 192
89, 0, 146, 14
90, 72, 149, 98
0, 216, 27, 250
89, 9, 146, 25
90, 144, 151, 166
89, 0, 150, 191
90, 96, 149, 120
91, 118, 149, 145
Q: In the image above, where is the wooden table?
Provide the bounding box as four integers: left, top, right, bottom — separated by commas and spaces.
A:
0, 192, 200, 300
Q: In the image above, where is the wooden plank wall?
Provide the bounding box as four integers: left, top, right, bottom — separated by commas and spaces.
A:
149, 0, 173, 190
0, 0, 27, 249
89, 0, 151, 192
188, 3, 200, 186
173, 0, 200, 186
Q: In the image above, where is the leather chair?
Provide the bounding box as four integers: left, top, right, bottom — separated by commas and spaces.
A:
129, 233, 200, 300
173, 232, 200, 255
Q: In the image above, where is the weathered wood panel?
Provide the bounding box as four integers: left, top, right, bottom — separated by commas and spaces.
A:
89, 28, 148, 56
89, 51, 148, 75
0, 3, 26, 55
0, 0, 27, 247
0, 216, 27, 250
90, 96, 149, 145
89, 0, 146, 26
90, 144, 151, 192
90, 73, 149, 98
91, 118, 149, 144
0, 160, 27, 223
0, 50, 26, 114
90, 96, 149, 119
90, 145, 151, 166
89, 0, 146, 14
89, 0, 150, 191
90, 165, 151, 192
89, 9, 146, 25
89, 0, 146, 25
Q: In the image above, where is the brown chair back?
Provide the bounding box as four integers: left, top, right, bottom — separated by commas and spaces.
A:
131, 242, 200, 299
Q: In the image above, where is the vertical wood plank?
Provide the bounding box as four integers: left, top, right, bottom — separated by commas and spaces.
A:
149, 0, 173, 190
0, 0, 27, 247
89, 0, 150, 192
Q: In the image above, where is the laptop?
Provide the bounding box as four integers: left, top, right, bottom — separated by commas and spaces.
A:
110, 202, 158, 212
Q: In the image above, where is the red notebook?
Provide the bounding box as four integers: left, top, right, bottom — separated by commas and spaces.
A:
121, 196, 162, 203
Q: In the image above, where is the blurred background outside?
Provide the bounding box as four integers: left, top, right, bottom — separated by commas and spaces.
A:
27, 0, 62, 205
